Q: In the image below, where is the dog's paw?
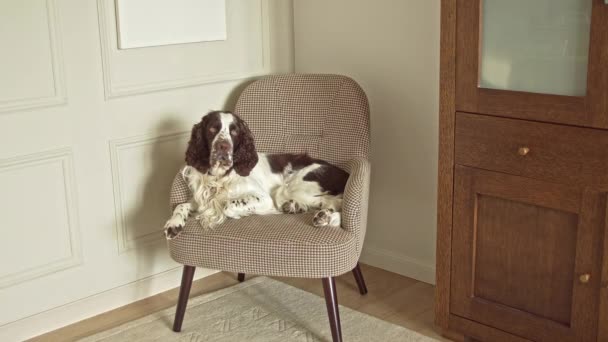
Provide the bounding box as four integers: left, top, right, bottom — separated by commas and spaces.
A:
164, 226, 183, 240
281, 199, 305, 214
164, 216, 185, 240
312, 208, 335, 227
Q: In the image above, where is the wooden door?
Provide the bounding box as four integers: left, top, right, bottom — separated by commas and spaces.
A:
450, 166, 604, 342
0, 1, 294, 340
456, 0, 608, 128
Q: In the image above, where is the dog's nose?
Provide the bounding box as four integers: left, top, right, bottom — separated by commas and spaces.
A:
217, 141, 231, 152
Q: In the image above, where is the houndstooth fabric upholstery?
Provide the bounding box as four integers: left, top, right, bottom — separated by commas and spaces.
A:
234, 74, 370, 165
167, 74, 371, 278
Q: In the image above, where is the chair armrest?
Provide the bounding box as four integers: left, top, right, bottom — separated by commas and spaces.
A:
341, 157, 371, 250
169, 166, 191, 211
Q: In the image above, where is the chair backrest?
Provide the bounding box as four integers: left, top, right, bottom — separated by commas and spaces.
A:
234, 74, 370, 167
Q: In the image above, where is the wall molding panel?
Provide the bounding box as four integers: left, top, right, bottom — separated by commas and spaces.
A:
97, 0, 272, 99
0, 148, 81, 289
109, 131, 189, 253
0, 0, 67, 114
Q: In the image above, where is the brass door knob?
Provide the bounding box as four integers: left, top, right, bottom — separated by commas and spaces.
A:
579, 274, 591, 284
518, 147, 531, 156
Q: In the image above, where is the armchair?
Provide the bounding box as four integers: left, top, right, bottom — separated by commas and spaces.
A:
167, 74, 371, 342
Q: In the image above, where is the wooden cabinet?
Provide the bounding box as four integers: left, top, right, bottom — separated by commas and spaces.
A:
436, 1, 608, 341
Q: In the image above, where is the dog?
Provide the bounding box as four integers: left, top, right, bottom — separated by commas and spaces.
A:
163, 111, 349, 239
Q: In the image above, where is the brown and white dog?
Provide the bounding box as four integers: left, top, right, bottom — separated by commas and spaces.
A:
163, 111, 349, 239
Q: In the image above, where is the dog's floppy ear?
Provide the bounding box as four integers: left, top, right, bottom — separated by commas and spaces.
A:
232, 115, 258, 177
185, 116, 211, 173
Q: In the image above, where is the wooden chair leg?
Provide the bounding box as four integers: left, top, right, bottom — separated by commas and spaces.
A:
352, 263, 368, 295
237, 273, 245, 282
322, 277, 343, 342
173, 265, 195, 332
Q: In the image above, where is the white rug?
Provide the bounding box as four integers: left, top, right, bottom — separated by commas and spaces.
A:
80, 277, 438, 342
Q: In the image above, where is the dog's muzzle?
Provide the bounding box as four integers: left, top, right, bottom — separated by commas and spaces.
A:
212, 140, 233, 167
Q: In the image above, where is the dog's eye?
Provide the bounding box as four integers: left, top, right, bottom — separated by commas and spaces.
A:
230, 129, 238, 136
209, 127, 217, 134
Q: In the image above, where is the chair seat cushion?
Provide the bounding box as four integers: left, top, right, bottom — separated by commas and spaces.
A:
168, 213, 359, 278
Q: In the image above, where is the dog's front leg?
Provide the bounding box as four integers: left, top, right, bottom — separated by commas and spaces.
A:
164, 203, 191, 239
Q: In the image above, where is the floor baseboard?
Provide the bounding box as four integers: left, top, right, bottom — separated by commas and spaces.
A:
360, 245, 436, 285
1, 267, 218, 342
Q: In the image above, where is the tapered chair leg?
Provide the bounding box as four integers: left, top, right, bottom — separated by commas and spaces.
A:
322, 277, 342, 342
352, 263, 368, 295
173, 265, 196, 332
237, 273, 245, 282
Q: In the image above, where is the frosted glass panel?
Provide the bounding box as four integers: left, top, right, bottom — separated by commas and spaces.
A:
480, 0, 592, 96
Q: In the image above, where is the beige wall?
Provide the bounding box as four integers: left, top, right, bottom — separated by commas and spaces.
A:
0, 1, 293, 340
294, 0, 440, 283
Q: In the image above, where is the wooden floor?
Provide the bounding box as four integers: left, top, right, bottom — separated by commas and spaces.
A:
30, 264, 450, 341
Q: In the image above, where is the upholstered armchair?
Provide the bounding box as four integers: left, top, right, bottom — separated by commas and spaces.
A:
167, 74, 371, 342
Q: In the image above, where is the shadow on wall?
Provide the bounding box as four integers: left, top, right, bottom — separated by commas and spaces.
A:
223, 77, 258, 112
122, 116, 189, 297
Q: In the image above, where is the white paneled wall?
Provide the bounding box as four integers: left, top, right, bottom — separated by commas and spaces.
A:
0, 0, 293, 340
294, 0, 440, 284
0, 0, 66, 112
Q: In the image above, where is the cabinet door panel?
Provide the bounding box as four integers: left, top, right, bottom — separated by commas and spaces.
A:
455, 0, 608, 128
451, 166, 604, 342
475, 194, 578, 325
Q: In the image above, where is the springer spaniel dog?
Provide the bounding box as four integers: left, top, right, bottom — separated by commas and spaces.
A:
163, 110, 349, 239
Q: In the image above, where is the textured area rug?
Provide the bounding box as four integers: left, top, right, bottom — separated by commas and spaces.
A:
80, 277, 438, 342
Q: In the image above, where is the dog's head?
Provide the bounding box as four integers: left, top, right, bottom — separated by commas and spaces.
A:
185, 111, 258, 177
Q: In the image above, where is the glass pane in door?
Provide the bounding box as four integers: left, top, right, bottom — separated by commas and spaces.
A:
479, 0, 592, 96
